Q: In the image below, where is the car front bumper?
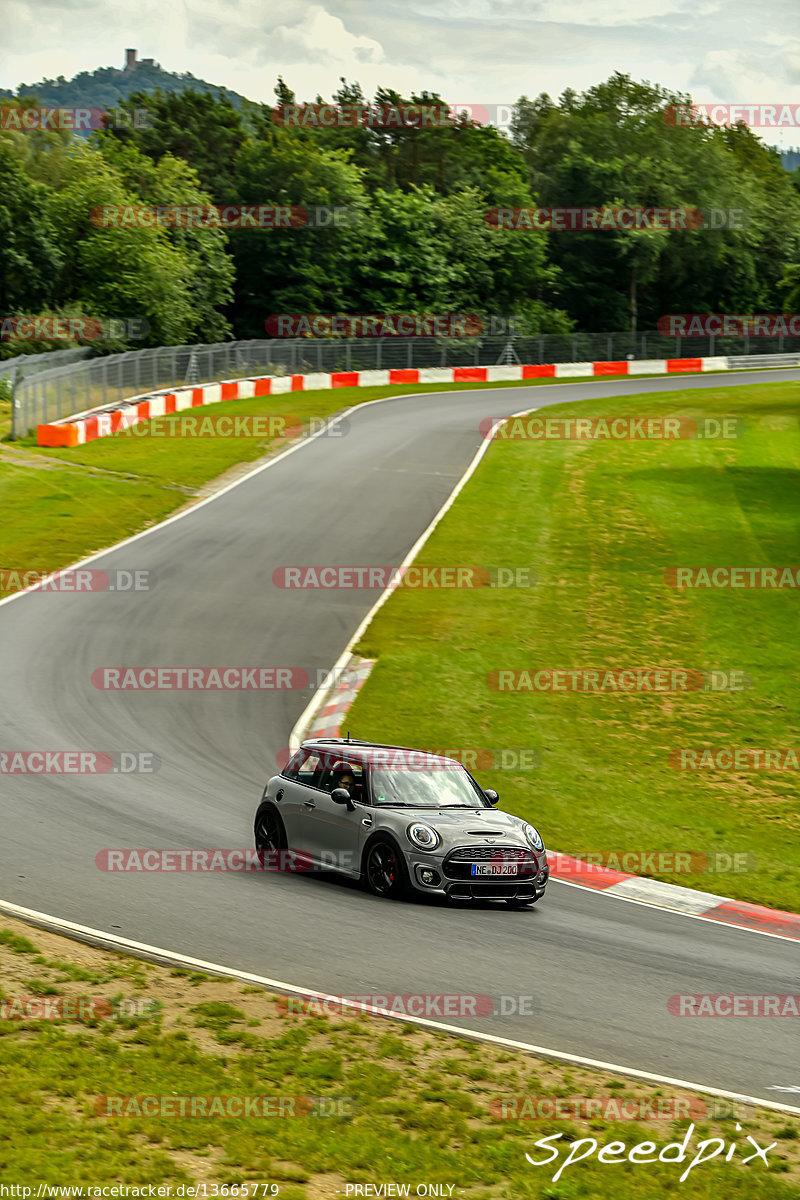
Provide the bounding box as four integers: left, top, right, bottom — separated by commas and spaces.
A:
406, 848, 549, 901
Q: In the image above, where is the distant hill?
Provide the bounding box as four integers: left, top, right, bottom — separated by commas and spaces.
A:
0, 48, 252, 113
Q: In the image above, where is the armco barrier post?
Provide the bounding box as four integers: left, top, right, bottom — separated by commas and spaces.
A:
9, 364, 20, 440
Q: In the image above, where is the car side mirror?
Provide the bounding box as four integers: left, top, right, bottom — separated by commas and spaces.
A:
484, 789, 499, 806
331, 787, 355, 811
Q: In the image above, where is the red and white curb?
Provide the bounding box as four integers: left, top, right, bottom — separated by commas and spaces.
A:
34, 365, 800, 944
295, 658, 800, 941
37, 356, 732, 447
305, 656, 376, 740
547, 855, 800, 941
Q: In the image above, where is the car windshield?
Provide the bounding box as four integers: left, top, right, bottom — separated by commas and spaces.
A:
369, 762, 488, 808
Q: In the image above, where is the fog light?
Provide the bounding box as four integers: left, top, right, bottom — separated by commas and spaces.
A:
421, 869, 435, 884
416, 866, 441, 887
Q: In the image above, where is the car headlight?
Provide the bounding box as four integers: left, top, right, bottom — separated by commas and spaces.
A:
406, 822, 441, 851
523, 822, 544, 851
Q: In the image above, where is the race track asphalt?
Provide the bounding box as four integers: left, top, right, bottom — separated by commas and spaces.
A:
2, 369, 799, 1104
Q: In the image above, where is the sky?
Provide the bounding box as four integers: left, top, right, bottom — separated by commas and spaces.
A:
1, 0, 799, 148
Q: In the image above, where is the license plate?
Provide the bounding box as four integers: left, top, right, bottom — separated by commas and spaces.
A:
471, 863, 518, 876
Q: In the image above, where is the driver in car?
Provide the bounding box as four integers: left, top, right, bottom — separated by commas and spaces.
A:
338, 767, 362, 803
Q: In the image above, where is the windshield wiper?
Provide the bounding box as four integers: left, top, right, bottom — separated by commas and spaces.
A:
437, 804, 476, 810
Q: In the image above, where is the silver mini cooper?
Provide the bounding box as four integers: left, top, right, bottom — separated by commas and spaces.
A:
253, 738, 548, 907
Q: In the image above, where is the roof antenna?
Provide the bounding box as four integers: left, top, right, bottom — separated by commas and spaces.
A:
346, 729, 351, 742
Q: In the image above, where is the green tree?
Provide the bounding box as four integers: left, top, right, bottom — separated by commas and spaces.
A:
47, 141, 199, 344
0, 145, 63, 326
110, 89, 247, 202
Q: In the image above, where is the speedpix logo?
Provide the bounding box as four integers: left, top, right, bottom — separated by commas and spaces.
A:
525, 1123, 775, 1183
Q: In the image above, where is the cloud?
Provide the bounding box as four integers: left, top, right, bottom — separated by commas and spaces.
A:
0, 0, 797, 154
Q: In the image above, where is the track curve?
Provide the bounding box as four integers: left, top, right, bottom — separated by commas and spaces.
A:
2, 370, 799, 1105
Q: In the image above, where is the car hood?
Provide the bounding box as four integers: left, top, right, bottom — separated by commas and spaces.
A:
377, 805, 541, 846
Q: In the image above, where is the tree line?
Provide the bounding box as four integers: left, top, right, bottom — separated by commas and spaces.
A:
1, 71, 798, 357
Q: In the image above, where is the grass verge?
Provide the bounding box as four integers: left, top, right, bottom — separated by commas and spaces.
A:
2, 375, 637, 590
1, 915, 799, 1196
345, 380, 800, 911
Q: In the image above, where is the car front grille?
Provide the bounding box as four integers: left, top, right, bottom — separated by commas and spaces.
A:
444, 844, 537, 881
448, 846, 530, 862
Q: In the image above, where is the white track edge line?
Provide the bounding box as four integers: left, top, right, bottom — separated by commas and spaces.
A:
289, 407, 527, 746
1, 897, 798, 1118
5, 367, 790, 609
284, 388, 800, 940
7, 372, 800, 1064
549, 878, 800, 944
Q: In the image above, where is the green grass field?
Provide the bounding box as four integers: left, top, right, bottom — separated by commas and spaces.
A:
346, 381, 800, 911
1, 376, 628, 588
2, 376, 798, 911
2, 918, 798, 1195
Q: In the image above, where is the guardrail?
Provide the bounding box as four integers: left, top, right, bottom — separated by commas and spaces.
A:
10, 334, 800, 438
36, 353, 795, 448
0, 347, 92, 379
